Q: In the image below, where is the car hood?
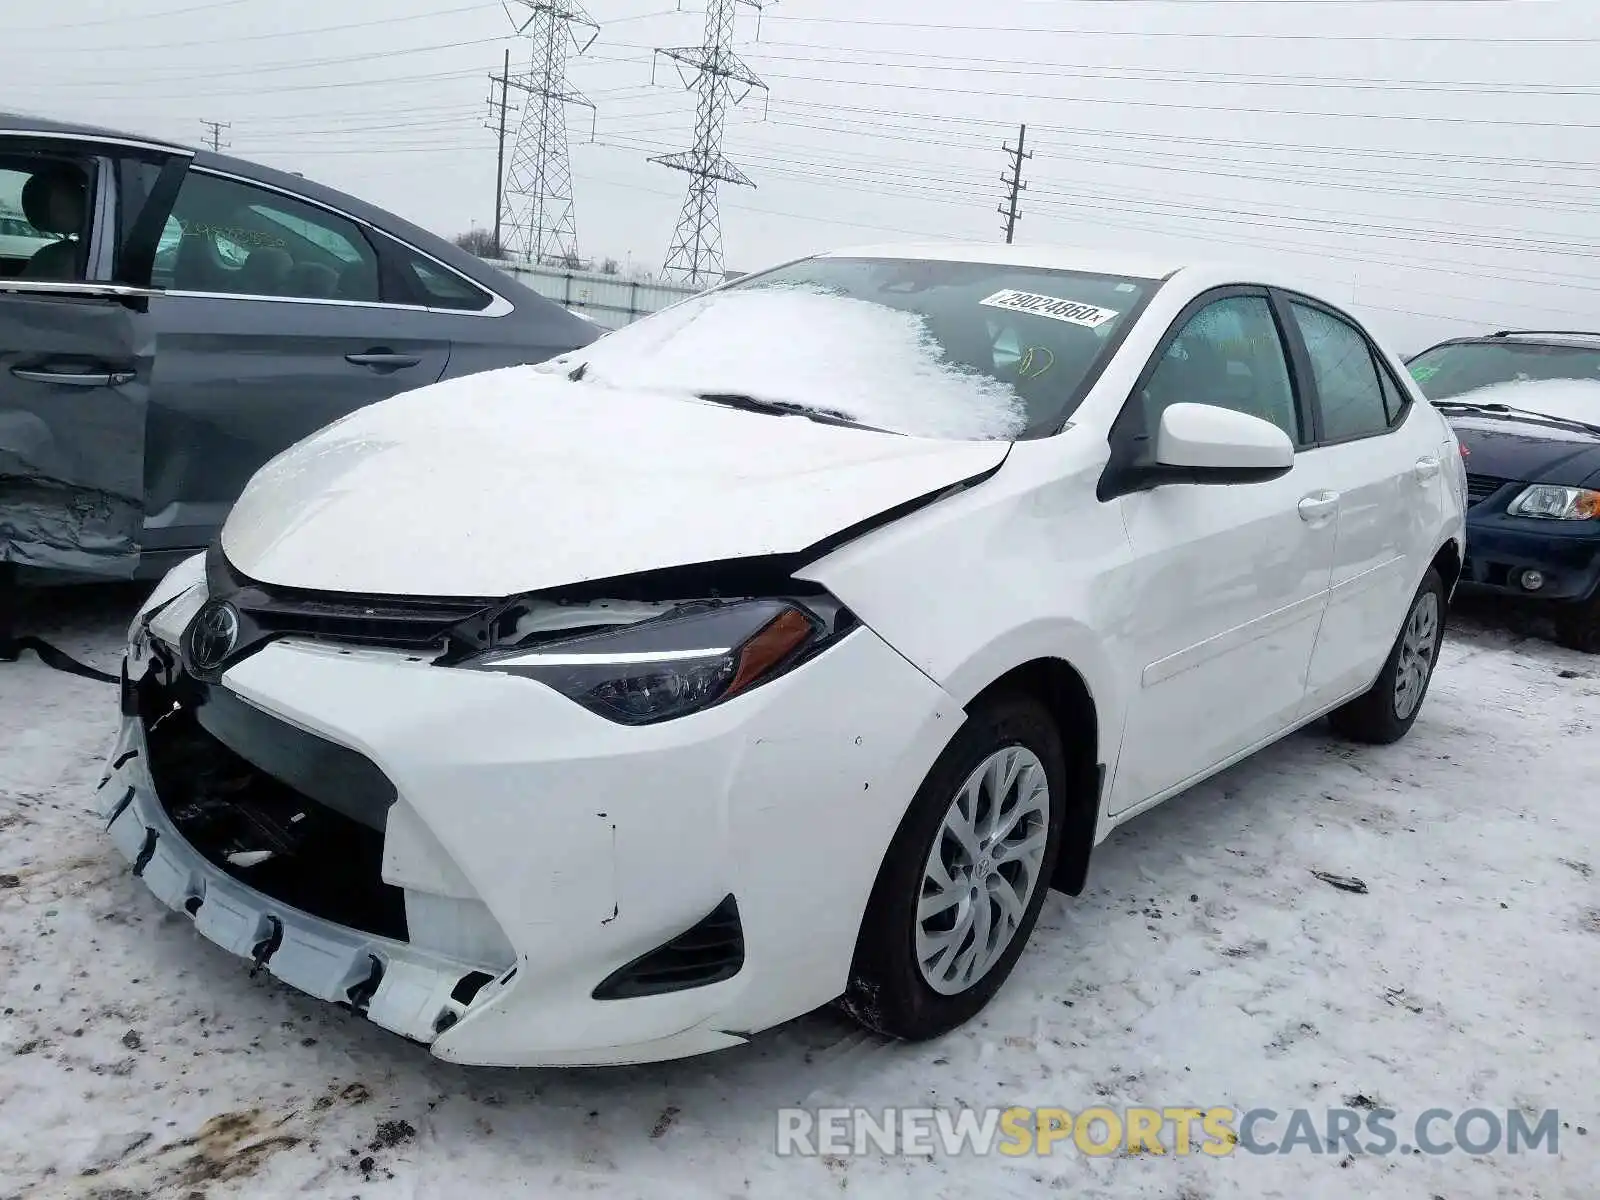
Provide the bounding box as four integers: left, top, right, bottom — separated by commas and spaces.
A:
1443, 379, 1600, 489
219, 366, 1011, 597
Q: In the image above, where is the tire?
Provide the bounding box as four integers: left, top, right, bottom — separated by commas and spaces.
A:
1328, 567, 1446, 745
1553, 591, 1600, 654
839, 693, 1068, 1041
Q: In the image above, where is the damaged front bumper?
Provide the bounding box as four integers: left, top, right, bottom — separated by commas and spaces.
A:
95, 556, 958, 1067
98, 719, 508, 1045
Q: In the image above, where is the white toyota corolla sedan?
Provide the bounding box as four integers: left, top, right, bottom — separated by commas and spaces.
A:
99, 244, 1466, 1067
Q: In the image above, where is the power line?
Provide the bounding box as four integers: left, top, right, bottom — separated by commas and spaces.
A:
9, 3, 505, 53
621, 38, 1600, 97
45, 34, 517, 89
713, 65, 1600, 131
9, 0, 250, 33
744, 12, 1600, 42
583, 134, 1600, 294
759, 97, 1600, 173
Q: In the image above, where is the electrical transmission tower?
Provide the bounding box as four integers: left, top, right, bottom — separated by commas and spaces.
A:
199, 119, 231, 152
651, 0, 773, 287
999, 124, 1031, 244
503, 1, 598, 267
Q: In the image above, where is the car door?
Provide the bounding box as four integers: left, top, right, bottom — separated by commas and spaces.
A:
1280, 296, 1445, 712
0, 135, 176, 580
138, 165, 453, 563
1107, 289, 1337, 814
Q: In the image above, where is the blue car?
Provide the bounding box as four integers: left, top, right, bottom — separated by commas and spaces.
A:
1406, 330, 1600, 651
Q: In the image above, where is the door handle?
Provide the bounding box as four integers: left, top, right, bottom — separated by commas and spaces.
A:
11, 367, 134, 387
1413, 456, 1441, 482
345, 351, 422, 369
1298, 491, 1340, 523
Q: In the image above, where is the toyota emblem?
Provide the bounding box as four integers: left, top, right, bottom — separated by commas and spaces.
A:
186, 599, 241, 672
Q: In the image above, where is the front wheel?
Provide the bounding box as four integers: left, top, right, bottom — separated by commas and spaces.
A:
1552, 591, 1600, 654
1329, 567, 1446, 745
839, 694, 1067, 1041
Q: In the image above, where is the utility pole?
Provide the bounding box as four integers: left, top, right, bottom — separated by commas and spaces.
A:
999, 123, 1030, 244
486, 48, 513, 257
651, 0, 773, 288
199, 118, 231, 152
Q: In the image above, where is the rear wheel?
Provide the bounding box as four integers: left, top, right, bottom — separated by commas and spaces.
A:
1329, 568, 1445, 745
840, 694, 1067, 1041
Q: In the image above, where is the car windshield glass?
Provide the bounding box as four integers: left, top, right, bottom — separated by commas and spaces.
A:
1407, 340, 1600, 400
559, 256, 1156, 441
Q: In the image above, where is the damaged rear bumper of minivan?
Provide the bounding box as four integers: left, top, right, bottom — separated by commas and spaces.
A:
96, 555, 956, 1068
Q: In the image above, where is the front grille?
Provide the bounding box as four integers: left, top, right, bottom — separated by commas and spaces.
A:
204, 543, 496, 661
1465, 473, 1510, 506
592, 895, 745, 1000
235, 588, 492, 650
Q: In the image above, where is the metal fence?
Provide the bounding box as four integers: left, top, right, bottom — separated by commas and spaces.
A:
482, 259, 704, 330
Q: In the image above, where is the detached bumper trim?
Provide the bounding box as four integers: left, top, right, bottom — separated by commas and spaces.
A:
99, 718, 505, 1045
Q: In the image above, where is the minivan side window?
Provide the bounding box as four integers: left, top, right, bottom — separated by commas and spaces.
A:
161, 171, 380, 302
1137, 294, 1303, 448
1288, 302, 1391, 441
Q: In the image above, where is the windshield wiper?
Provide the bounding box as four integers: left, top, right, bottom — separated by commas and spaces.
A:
1434, 400, 1600, 437
695, 392, 897, 433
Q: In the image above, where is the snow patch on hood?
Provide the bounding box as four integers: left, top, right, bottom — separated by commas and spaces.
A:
220, 365, 1013, 596
546, 285, 1029, 442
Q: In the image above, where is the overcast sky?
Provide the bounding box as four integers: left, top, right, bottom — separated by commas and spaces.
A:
6, 0, 1597, 352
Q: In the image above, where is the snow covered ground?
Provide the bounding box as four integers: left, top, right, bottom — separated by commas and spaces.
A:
0, 587, 1594, 1199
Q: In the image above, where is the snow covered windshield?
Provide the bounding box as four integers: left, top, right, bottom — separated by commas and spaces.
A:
556, 257, 1156, 441
1408, 340, 1600, 401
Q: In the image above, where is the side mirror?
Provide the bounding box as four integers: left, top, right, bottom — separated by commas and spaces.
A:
1155, 402, 1294, 475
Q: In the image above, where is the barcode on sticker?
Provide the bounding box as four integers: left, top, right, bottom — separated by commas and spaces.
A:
979, 289, 1121, 327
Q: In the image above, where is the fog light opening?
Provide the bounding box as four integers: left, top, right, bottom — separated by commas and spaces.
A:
1521, 569, 1546, 592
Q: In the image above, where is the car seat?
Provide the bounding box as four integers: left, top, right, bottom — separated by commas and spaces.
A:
20, 166, 88, 281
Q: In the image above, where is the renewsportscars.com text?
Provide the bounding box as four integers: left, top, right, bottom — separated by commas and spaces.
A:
774, 1105, 1564, 1158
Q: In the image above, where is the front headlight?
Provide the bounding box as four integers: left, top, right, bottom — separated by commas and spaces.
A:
465, 598, 839, 724
1506, 484, 1600, 521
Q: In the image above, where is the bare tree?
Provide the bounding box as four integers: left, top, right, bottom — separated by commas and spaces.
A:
454, 228, 503, 258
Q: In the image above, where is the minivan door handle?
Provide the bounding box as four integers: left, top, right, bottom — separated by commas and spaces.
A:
1298, 491, 1340, 524
11, 367, 133, 387
1413, 456, 1441, 482
345, 350, 422, 370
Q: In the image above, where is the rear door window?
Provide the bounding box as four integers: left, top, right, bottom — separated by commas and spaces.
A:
1288, 302, 1391, 441
160, 170, 380, 302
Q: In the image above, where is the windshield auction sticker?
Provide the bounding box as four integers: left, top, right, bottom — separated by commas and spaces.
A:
980, 290, 1121, 328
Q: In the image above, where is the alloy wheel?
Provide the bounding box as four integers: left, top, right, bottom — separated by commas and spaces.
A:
914, 745, 1051, 996
1393, 590, 1440, 720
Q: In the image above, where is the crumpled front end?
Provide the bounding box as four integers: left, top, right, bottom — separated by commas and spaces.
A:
97, 551, 957, 1066
100, 567, 515, 1045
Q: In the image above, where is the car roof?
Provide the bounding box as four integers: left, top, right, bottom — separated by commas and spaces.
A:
1414, 330, 1600, 356
818, 241, 1188, 281
811, 240, 1370, 303
0, 110, 187, 151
